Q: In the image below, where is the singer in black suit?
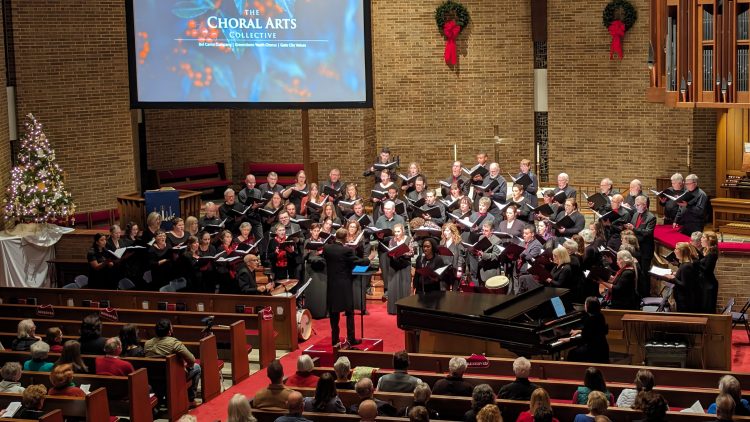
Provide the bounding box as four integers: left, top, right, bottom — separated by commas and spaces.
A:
322, 228, 370, 346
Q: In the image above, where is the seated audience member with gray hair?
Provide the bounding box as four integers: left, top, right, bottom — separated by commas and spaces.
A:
23, 341, 53, 372
95, 337, 135, 376
707, 375, 750, 416
347, 377, 397, 416
285, 354, 319, 388
403, 382, 439, 420
357, 399, 378, 422
497, 357, 537, 400
15, 384, 46, 419
376, 350, 422, 393
0, 362, 24, 393
333, 356, 354, 390
432, 356, 473, 397
465, 384, 496, 422
408, 406, 430, 422
274, 391, 312, 422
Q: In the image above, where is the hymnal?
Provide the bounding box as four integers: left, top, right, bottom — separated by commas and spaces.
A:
259, 207, 281, 217
461, 237, 493, 253
105, 245, 145, 260
551, 215, 575, 229
374, 161, 398, 171
462, 164, 489, 179
419, 205, 443, 219
528, 203, 555, 217
399, 174, 418, 184
367, 226, 393, 237
379, 241, 411, 258
371, 189, 388, 200
478, 178, 499, 192
585, 192, 609, 210
415, 264, 452, 279
322, 185, 342, 197
553, 190, 568, 204
306, 196, 328, 211
449, 212, 475, 229
413, 226, 442, 238
509, 172, 532, 187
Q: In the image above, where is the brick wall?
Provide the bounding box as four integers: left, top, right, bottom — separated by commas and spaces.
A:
715, 253, 750, 314
0, 3, 9, 224
547, 0, 716, 196
10, 0, 136, 213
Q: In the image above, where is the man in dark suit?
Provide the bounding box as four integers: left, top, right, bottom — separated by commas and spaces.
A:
553, 172, 577, 202
441, 161, 469, 197
675, 174, 708, 236
510, 225, 543, 295
237, 174, 264, 242
323, 228, 370, 346
626, 195, 657, 298
236, 254, 273, 295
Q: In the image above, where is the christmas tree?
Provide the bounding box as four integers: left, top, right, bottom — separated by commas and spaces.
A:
3, 114, 75, 226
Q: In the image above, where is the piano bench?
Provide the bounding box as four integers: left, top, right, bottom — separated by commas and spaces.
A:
644, 340, 689, 368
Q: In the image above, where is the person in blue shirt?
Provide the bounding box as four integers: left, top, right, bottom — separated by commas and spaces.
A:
23, 341, 53, 372
707, 375, 750, 416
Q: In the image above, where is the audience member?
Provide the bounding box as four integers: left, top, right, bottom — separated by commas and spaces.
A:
476, 404, 502, 422
333, 356, 354, 390
48, 363, 85, 397
96, 337, 135, 376
78, 314, 106, 355
118, 324, 145, 357
409, 405, 431, 422
357, 399, 378, 422
55, 340, 89, 374
253, 359, 293, 409
376, 350, 422, 393
303, 373, 345, 413
573, 390, 608, 422
498, 357, 538, 400
0, 363, 24, 393
227, 393, 257, 422
274, 391, 312, 422
615, 369, 654, 408
23, 341, 53, 372
402, 382, 439, 420
11, 319, 39, 351
714, 393, 736, 422
432, 356, 473, 397
516, 388, 559, 422
464, 384, 496, 422
45, 327, 63, 353
145, 319, 201, 405
285, 354, 320, 388
14, 384, 46, 419
572, 367, 614, 406
347, 377, 397, 416
707, 375, 750, 415
633, 393, 669, 422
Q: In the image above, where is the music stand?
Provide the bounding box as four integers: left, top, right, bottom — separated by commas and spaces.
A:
352, 266, 377, 337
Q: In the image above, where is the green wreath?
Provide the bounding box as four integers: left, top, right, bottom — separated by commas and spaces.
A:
435, 0, 471, 33
602, 0, 638, 31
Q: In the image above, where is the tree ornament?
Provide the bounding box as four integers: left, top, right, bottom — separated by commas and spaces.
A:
602, 0, 637, 60
435, 1, 470, 65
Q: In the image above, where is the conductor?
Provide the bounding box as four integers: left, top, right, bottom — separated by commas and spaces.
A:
323, 228, 370, 346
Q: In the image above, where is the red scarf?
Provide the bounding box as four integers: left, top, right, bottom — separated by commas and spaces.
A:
275, 235, 288, 268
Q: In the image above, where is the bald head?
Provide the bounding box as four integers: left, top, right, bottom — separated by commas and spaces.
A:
286, 391, 304, 414
358, 399, 378, 421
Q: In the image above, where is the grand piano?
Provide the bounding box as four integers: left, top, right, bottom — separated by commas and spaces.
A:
396, 286, 585, 357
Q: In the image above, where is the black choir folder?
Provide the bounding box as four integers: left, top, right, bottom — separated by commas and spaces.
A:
379, 241, 411, 258
550, 215, 576, 229
463, 164, 489, 179
419, 205, 443, 219
585, 192, 609, 210
553, 190, 568, 204
509, 172, 532, 187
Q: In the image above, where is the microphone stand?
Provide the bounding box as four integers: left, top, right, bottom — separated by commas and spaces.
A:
353, 267, 377, 339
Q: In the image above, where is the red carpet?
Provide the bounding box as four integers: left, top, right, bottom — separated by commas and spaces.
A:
188, 300, 402, 420
189, 299, 750, 421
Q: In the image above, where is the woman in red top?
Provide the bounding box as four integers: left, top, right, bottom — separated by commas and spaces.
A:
216, 230, 239, 293
268, 224, 297, 281
516, 388, 559, 422
48, 364, 85, 397
284, 354, 320, 388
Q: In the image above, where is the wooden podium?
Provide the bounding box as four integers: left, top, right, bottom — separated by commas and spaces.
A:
116, 190, 202, 228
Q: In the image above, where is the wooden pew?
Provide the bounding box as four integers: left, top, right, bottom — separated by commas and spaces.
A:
0, 409, 63, 422
0, 302, 270, 374
0, 313, 251, 384
0, 388, 110, 422
336, 349, 750, 390
250, 409, 454, 422
0, 286, 297, 351
310, 367, 721, 410
20, 368, 153, 422
0, 349, 193, 421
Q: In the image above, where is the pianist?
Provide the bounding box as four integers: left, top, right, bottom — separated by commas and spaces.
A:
563, 297, 609, 364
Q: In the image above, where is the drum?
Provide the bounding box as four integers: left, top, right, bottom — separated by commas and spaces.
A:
270, 279, 299, 296
485, 275, 509, 294
297, 308, 312, 341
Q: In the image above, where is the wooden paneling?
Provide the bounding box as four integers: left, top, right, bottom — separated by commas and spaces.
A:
716, 108, 749, 196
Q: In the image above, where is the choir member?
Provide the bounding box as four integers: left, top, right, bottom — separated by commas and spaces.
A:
385, 223, 414, 315
375, 201, 405, 301
553, 173, 577, 202
278, 211, 303, 279
547, 246, 574, 290
350, 201, 371, 229
699, 232, 719, 313
599, 178, 619, 198
669, 242, 701, 312
472, 152, 490, 183
88, 233, 113, 289
285, 203, 300, 221
185, 216, 199, 238
106, 225, 124, 251
260, 192, 284, 264
478, 163, 507, 211
236, 254, 273, 295
282, 170, 308, 213
623, 179, 649, 210
625, 195, 656, 297
496, 204, 525, 238
268, 224, 299, 281
510, 225, 543, 295
602, 250, 640, 310
413, 237, 446, 294
562, 238, 587, 304
195, 231, 218, 292
166, 217, 190, 247
400, 162, 424, 194
234, 222, 255, 247
321, 218, 335, 237
183, 236, 204, 292
602, 194, 630, 250
563, 297, 610, 364
554, 198, 585, 239
475, 221, 502, 286
321, 168, 345, 205
215, 229, 238, 293
365, 147, 396, 182
148, 230, 175, 291
580, 229, 606, 299
304, 223, 328, 319
237, 174, 264, 242
319, 203, 342, 226
690, 231, 704, 259
219, 189, 244, 234
440, 223, 464, 290
674, 174, 708, 235
123, 221, 139, 246
372, 169, 395, 220
441, 161, 469, 197
406, 177, 427, 203
534, 190, 561, 221
536, 220, 556, 252
198, 202, 221, 230
105, 225, 131, 283
449, 196, 475, 229
509, 184, 532, 221
441, 183, 465, 213
302, 183, 323, 221
337, 183, 361, 218
141, 212, 162, 246
659, 173, 685, 225
420, 190, 446, 226
386, 185, 408, 221
346, 219, 371, 312
122, 221, 146, 282
516, 159, 538, 204
258, 172, 285, 198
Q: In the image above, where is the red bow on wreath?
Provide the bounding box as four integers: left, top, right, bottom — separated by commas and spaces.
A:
609, 19, 626, 60
443, 20, 461, 65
